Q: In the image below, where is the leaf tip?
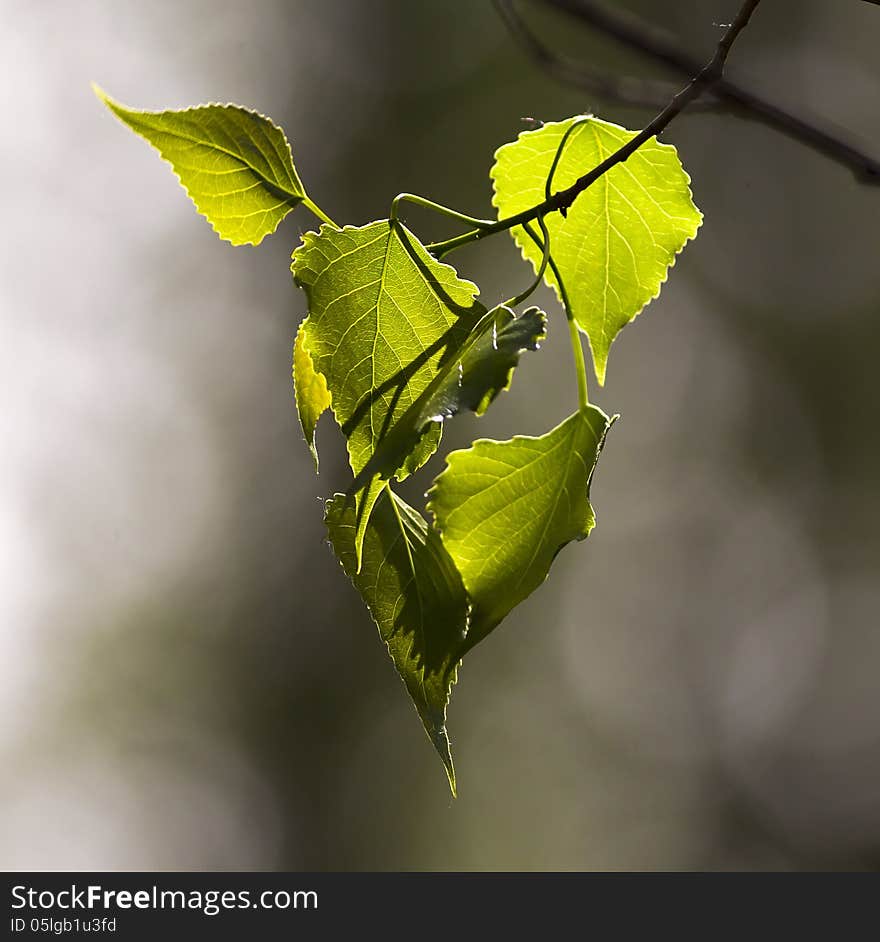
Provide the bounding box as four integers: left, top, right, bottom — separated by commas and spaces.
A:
307, 442, 320, 474
353, 512, 368, 574
592, 344, 609, 387
92, 84, 130, 125
92, 83, 127, 119
428, 726, 457, 798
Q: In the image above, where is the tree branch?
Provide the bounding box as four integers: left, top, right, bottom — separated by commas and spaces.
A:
550, 0, 763, 206
431, 0, 765, 257
500, 0, 880, 185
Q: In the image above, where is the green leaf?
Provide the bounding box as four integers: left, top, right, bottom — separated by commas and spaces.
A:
428, 406, 614, 653
95, 85, 306, 245
325, 488, 469, 795
292, 220, 485, 560
293, 321, 331, 471
416, 304, 547, 425
491, 115, 702, 384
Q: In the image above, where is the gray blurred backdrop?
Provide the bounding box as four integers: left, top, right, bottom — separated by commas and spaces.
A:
2, 0, 879, 870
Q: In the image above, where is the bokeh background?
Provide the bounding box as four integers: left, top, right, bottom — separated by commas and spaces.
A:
2, 0, 879, 870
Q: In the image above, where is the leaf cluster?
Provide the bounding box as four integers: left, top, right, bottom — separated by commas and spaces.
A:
97, 89, 701, 793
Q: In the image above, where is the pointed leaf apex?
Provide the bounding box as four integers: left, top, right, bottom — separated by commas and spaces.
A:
325, 490, 468, 792
95, 87, 307, 245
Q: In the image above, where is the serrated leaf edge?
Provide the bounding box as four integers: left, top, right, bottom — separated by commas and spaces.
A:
426, 405, 615, 515
291, 221, 483, 563
322, 491, 465, 796
290, 219, 481, 300
424, 408, 618, 639
94, 83, 305, 246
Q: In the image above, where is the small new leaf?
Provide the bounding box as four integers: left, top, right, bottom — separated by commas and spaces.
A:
356, 304, 547, 495
293, 322, 331, 471
417, 305, 547, 425
492, 116, 702, 384
325, 488, 469, 795
95, 86, 306, 245
428, 406, 614, 653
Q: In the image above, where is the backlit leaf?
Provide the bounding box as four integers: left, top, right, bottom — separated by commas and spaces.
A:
292, 220, 485, 561
95, 86, 306, 245
325, 488, 468, 795
428, 406, 614, 653
491, 116, 702, 384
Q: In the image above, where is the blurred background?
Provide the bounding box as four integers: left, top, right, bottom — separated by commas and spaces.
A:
1, 0, 879, 870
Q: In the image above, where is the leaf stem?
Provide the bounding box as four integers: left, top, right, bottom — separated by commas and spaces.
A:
303, 197, 340, 228
505, 216, 551, 308
522, 221, 589, 407
544, 116, 592, 200
430, 0, 764, 259
390, 193, 495, 230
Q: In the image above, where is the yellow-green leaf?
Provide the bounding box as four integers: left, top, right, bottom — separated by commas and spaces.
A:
293, 321, 331, 471
491, 116, 702, 384
325, 488, 468, 795
95, 85, 306, 245
428, 406, 614, 653
292, 220, 484, 562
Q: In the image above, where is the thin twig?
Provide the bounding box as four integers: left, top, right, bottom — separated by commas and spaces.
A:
551, 0, 763, 208
431, 0, 765, 257
509, 0, 880, 185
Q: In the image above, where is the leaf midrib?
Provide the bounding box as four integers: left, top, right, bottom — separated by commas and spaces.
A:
509, 421, 586, 596
464, 424, 575, 586
134, 117, 302, 202
387, 491, 429, 702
